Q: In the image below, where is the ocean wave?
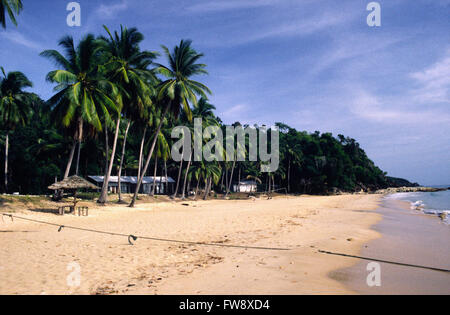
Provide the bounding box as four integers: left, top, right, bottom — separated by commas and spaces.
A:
410, 200, 449, 224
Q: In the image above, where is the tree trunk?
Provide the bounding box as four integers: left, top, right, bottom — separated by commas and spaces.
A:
104, 127, 109, 175
98, 117, 121, 204
129, 103, 170, 207
118, 120, 131, 203
226, 158, 236, 196
225, 166, 228, 193
203, 177, 210, 200
208, 176, 213, 196
75, 118, 83, 176
159, 164, 163, 195
4, 132, 8, 193
220, 168, 224, 192
164, 159, 168, 195
172, 156, 183, 199
64, 139, 77, 179
288, 158, 291, 193
194, 177, 200, 200
238, 166, 241, 191
181, 152, 192, 200
137, 126, 147, 181
151, 155, 158, 196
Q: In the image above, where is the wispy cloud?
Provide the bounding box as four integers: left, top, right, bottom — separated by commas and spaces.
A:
186, 0, 279, 13
349, 90, 450, 124
198, 8, 355, 48
410, 49, 450, 104
96, 0, 129, 19
0, 31, 44, 51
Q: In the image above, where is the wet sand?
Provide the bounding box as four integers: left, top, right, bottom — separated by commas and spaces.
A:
336, 198, 450, 295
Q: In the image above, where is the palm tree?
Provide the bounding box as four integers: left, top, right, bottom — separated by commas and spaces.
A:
202, 162, 221, 200
117, 118, 132, 202
41, 35, 121, 181
0, 0, 22, 28
151, 129, 169, 196
180, 98, 218, 199
224, 122, 246, 197
188, 161, 221, 200
0, 67, 33, 192
129, 39, 211, 207
97, 25, 158, 203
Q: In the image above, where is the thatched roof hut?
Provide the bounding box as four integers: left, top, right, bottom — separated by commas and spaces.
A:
48, 175, 99, 190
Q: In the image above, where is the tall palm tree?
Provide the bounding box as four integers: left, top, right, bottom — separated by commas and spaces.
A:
224, 122, 246, 197
0, 0, 22, 28
97, 25, 158, 204
0, 67, 33, 192
151, 129, 169, 196
188, 161, 221, 200
129, 39, 211, 207
41, 35, 121, 181
180, 98, 218, 199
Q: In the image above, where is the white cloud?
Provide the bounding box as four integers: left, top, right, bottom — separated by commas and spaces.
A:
349, 90, 450, 124
186, 0, 279, 13
410, 50, 450, 104
0, 31, 44, 51
193, 1, 357, 47
220, 104, 248, 119
96, 0, 129, 19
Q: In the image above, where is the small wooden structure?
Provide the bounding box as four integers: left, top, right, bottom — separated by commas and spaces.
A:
48, 176, 98, 216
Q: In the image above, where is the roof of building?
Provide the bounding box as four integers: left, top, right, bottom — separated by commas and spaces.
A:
49, 175, 99, 190
88, 176, 175, 184
236, 180, 258, 185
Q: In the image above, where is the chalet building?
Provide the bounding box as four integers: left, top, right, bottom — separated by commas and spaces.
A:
232, 180, 258, 193
88, 176, 175, 195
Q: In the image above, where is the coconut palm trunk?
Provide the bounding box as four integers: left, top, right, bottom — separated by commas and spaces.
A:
64, 139, 77, 179
4, 132, 8, 193
164, 159, 168, 194
203, 177, 210, 200
173, 156, 183, 199
225, 157, 236, 197
194, 177, 200, 200
118, 120, 131, 202
288, 158, 291, 193
137, 126, 147, 181
220, 169, 224, 192
181, 152, 192, 199
151, 155, 158, 196
98, 117, 121, 204
129, 103, 170, 207
237, 166, 241, 190
75, 118, 83, 175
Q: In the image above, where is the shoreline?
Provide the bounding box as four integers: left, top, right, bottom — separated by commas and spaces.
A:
0, 194, 382, 295
336, 197, 450, 295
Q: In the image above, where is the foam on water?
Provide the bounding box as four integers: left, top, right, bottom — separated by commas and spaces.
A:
385, 189, 450, 225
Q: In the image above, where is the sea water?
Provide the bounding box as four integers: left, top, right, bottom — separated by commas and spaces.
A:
386, 188, 450, 225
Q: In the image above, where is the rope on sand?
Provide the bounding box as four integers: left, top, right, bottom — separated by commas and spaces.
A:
1, 214, 291, 251
318, 250, 450, 273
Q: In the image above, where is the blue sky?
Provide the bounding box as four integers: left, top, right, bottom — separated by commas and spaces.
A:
1, 0, 449, 185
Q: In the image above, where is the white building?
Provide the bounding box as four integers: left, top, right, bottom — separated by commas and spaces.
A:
88, 176, 175, 194
232, 180, 258, 193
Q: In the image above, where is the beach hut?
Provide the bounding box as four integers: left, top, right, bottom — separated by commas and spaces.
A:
48, 175, 99, 214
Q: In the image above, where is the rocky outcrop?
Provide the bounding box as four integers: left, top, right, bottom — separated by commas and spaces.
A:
374, 186, 448, 194
386, 176, 419, 188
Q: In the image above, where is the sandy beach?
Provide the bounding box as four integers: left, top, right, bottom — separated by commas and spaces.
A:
0, 194, 382, 295
339, 198, 450, 295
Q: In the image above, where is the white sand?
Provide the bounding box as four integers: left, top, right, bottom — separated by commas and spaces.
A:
0, 194, 381, 295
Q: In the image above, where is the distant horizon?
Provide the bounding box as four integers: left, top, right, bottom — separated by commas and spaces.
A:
1, 0, 449, 185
